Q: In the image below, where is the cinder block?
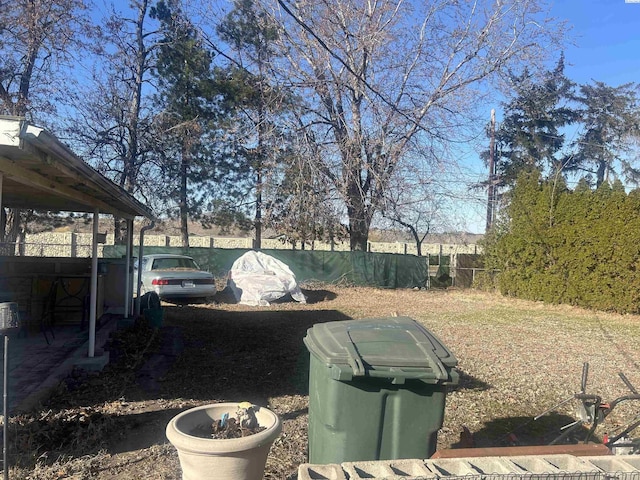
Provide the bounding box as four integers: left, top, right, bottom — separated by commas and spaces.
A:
297, 463, 346, 480
385, 459, 435, 477
581, 455, 640, 472
424, 457, 480, 476
506, 455, 563, 473
539, 454, 601, 472
456, 457, 521, 474
342, 460, 396, 478
299, 455, 640, 480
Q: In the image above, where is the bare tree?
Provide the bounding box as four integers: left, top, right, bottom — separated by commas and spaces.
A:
65, 0, 160, 242
0, 0, 90, 117
269, 0, 565, 251
265, 129, 346, 249
381, 159, 460, 256
0, 0, 92, 247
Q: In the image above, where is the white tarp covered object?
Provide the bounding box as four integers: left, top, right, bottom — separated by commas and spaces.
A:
228, 250, 307, 306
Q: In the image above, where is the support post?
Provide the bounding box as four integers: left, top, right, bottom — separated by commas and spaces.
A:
3, 334, 8, 480
124, 219, 133, 319
0, 173, 3, 241
89, 208, 99, 358
486, 109, 497, 231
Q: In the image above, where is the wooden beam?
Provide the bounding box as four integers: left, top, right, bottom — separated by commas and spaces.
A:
0, 155, 114, 213
431, 443, 611, 459
20, 142, 93, 187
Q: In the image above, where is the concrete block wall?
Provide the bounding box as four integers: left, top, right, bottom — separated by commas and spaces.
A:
23, 232, 73, 257
297, 455, 640, 480
368, 242, 481, 255
260, 238, 351, 251
21, 232, 481, 257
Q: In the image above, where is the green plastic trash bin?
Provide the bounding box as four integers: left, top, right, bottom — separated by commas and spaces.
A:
303, 316, 458, 464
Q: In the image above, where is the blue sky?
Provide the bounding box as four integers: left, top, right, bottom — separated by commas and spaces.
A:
551, 0, 640, 86
460, 0, 640, 234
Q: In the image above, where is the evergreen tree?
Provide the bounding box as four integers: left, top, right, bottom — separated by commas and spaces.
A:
483, 169, 640, 313
216, 0, 291, 249
491, 169, 566, 299
493, 56, 577, 186
570, 81, 640, 187
151, 0, 219, 246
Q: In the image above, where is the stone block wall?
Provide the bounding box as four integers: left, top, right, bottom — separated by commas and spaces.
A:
21, 232, 481, 257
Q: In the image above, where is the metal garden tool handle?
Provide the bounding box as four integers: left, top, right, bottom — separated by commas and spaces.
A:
619, 372, 638, 394
581, 362, 589, 393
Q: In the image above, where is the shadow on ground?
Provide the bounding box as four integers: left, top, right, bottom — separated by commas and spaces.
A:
108, 408, 185, 454
103, 305, 348, 455
11, 301, 350, 468
211, 286, 338, 305
10, 290, 611, 477
301, 289, 338, 304
155, 306, 352, 404
449, 369, 491, 392
452, 413, 600, 449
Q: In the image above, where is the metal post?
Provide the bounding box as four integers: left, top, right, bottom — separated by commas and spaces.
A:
486, 109, 496, 231
426, 253, 430, 289
136, 221, 155, 316
3, 334, 8, 480
89, 208, 99, 358
124, 219, 133, 319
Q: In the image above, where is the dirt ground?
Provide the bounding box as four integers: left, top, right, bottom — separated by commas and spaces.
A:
9, 286, 640, 479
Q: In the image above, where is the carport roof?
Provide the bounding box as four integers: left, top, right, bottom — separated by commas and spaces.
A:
0, 116, 153, 220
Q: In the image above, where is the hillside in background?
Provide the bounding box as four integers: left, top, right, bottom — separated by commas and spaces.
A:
38, 217, 483, 246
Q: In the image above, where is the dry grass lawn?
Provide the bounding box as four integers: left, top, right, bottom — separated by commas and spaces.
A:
10, 286, 640, 479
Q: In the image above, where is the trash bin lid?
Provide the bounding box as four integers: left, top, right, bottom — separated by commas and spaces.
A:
304, 316, 458, 384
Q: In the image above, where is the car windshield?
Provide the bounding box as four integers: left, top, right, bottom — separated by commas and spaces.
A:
151, 257, 198, 270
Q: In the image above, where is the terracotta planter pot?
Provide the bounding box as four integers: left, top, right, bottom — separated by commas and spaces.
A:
166, 403, 282, 480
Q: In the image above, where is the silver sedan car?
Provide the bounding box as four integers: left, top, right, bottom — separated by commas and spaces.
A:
134, 254, 216, 302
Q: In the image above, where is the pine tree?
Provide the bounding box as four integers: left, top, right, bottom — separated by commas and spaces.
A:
494, 56, 577, 186
151, 0, 219, 246
215, 0, 301, 249
570, 81, 640, 187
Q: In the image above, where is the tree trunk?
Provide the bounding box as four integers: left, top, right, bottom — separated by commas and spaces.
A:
113, 217, 128, 244
180, 146, 189, 248
1, 208, 22, 256
596, 160, 606, 188
255, 166, 262, 250
415, 236, 423, 257
404, 221, 424, 257
347, 203, 370, 251
254, 94, 265, 250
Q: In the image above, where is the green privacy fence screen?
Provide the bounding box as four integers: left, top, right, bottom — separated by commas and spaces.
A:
102, 246, 429, 289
